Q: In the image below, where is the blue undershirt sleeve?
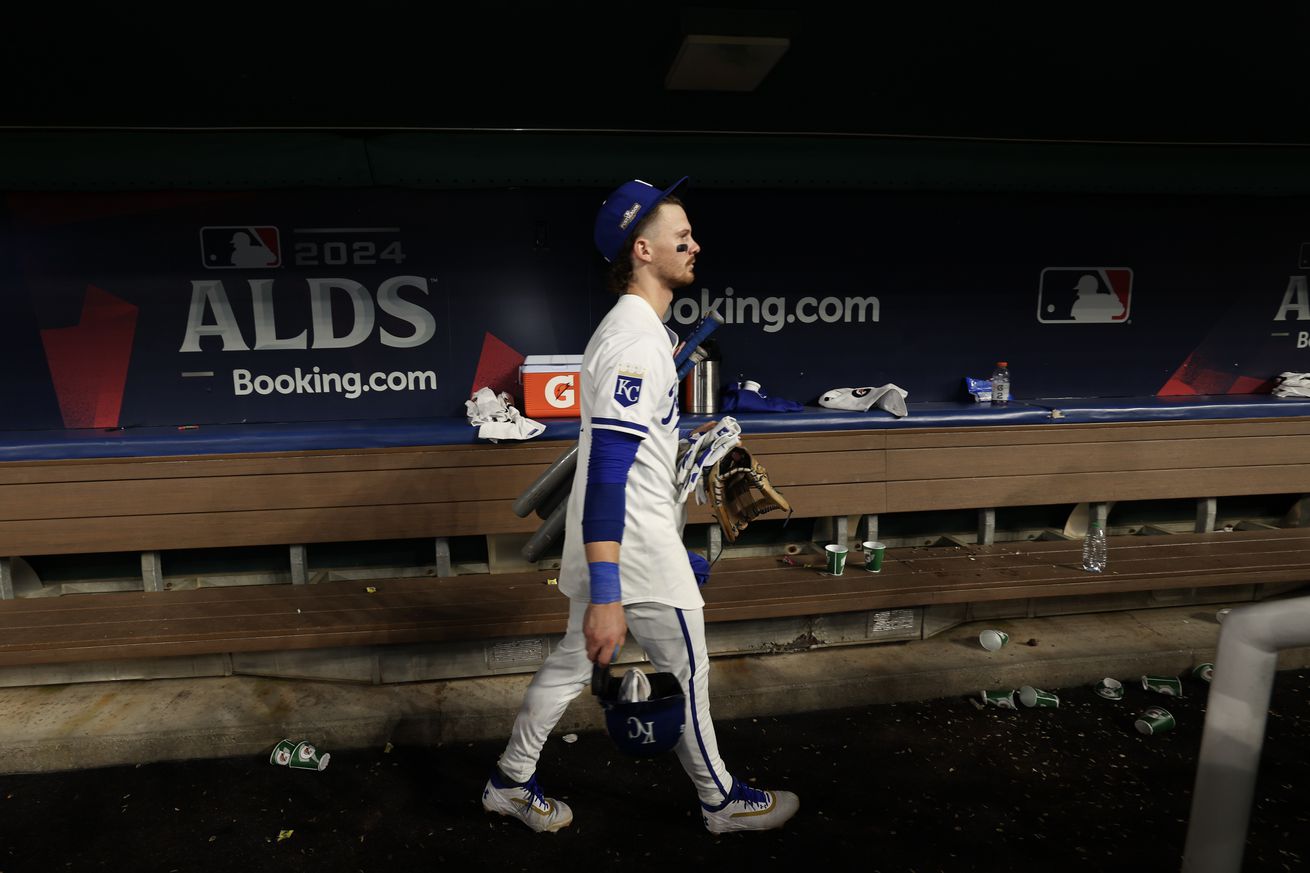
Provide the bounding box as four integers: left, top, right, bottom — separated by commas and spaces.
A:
582, 427, 641, 545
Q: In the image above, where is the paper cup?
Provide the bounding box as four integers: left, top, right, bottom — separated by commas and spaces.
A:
288, 740, 330, 771
979, 629, 1010, 652
1192, 663, 1214, 683
1142, 675, 1183, 697
1094, 678, 1125, 700
1135, 706, 1176, 735
825, 544, 848, 576
862, 541, 886, 573
1019, 685, 1059, 708
980, 689, 1018, 709
269, 739, 297, 766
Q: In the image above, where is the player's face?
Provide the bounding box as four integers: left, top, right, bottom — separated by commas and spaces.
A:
651, 204, 699, 289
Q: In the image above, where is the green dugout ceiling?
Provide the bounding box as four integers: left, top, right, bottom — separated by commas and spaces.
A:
2, 129, 1310, 195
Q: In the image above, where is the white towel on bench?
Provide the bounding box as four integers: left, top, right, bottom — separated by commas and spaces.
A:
1274, 372, 1310, 398
465, 388, 545, 442
819, 384, 909, 417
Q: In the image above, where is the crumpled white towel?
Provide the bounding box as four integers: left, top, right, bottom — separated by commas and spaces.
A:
674, 416, 743, 504
1274, 372, 1310, 398
465, 387, 545, 442
819, 384, 910, 417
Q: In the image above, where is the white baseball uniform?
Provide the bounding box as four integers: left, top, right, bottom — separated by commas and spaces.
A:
497, 293, 733, 805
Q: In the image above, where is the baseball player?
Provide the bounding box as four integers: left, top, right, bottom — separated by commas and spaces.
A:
482, 177, 800, 834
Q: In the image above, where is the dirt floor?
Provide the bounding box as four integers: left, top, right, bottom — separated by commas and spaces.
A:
1, 671, 1307, 873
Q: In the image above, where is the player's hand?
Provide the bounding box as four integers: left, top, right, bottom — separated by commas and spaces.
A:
584, 602, 627, 666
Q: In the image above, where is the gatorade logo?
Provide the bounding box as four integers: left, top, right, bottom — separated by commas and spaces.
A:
545, 374, 576, 408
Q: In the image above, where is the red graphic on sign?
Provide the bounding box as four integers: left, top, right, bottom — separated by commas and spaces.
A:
470, 331, 525, 400
39, 286, 138, 428
1158, 350, 1275, 396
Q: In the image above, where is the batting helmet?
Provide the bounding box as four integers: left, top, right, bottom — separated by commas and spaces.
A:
591, 663, 687, 757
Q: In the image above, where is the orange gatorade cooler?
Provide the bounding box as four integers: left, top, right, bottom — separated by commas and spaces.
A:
521, 355, 584, 418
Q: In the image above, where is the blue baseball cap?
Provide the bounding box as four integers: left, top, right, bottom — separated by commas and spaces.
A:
594, 176, 689, 262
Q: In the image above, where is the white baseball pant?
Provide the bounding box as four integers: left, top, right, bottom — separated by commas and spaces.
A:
497, 596, 733, 806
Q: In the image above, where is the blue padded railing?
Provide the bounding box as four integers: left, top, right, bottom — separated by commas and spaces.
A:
3, 395, 1310, 464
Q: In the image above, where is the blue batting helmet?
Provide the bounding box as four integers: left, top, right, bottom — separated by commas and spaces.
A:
591, 664, 686, 757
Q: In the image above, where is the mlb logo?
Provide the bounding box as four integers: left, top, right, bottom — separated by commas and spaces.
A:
1037, 268, 1132, 323
200, 226, 282, 269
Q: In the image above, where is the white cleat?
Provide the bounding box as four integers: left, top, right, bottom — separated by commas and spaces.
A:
481, 772, 573, 833
702, 779, 799, 834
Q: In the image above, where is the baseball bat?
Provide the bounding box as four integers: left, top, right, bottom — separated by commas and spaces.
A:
512, 311, 725, 519
521, 493, 569, 563
674, 311, 725, 380
512, 444, 578, 518
535, 477, 572, 520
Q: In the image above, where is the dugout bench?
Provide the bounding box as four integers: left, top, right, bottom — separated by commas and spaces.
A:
2, 395, 1310, 679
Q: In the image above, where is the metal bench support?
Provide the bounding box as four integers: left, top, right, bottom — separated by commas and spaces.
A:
0, 558, 13, 601
1196, 497, 1218, 533
142, 551, 165, 593
435, 538, 452, 578
862, 514, 879, 545
290, 545, 309, 585
977, 508, 996, 545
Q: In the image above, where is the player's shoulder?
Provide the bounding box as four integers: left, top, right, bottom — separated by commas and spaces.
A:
590, 328, 669, 369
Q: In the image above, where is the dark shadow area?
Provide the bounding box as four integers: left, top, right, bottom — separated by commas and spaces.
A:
4, 671, 1306, 872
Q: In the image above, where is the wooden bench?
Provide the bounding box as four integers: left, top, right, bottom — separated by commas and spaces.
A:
2, 527, 1307, 668
2, 412, 1310, 670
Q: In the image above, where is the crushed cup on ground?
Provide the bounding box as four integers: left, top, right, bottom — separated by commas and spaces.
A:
1134, 706, 1176, 735
979, 689, 1018, 709
1094, 678, 1125, 700
1141, 675, 1183, 697
1019, 685, 1059, 708
289, 740, 330, 771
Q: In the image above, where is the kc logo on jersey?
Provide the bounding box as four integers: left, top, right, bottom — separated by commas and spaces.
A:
1037, 268, 1133, 323
613, 365, 645, 408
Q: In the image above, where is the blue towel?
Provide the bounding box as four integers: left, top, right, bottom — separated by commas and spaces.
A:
721, 381, 802, 414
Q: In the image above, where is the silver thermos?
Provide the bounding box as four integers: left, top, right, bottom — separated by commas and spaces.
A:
682, 339, 720, 414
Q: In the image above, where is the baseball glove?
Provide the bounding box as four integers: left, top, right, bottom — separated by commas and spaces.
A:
707, 444, 792, 542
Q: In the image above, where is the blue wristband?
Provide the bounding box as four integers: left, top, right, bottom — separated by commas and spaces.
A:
588, 561, 621, 604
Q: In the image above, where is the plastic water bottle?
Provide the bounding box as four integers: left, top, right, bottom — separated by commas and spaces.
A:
990, 361, 1010, 405
1082, 523, 1107, 573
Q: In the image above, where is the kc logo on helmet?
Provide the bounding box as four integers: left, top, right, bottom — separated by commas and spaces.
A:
1037, 268, 1132, 323
627, 717, 657, 745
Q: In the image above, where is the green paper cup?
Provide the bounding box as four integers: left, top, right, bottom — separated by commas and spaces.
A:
861, 541, 886, 573
825, 544, 848, 576
1142, 675, 1183, 697
269, 739, 297, 767
1135, 706, 1176, 735
1019, 685, 1059, 708
1193, 663, 1214, 683
288, 740, 330, 771
1094, 678, 1125, 700
980, 688, 1017, 709
979, 629, 1009, 652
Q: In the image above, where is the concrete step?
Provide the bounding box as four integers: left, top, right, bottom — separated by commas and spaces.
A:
2, 601, 1307, 775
